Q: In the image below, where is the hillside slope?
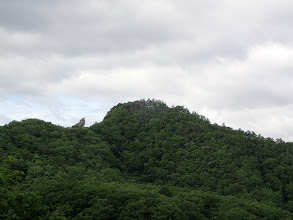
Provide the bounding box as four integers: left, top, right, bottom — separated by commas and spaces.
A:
91, 100, 293, 208
0, 99, 293, 219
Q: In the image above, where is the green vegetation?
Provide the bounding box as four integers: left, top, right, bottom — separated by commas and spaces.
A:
0, 99, 293, 219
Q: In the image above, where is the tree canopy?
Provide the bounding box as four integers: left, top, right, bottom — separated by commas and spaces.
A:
0, 99, 292, 219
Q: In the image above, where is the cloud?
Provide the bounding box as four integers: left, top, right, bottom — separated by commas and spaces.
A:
195, 43, 293, 109
201, 105, 293, 141
1, 0, 293, 140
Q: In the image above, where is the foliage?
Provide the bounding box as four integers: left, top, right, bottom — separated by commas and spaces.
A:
0, 99, 293, 219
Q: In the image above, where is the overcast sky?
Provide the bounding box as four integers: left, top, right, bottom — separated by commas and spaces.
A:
1, 0, 293, 141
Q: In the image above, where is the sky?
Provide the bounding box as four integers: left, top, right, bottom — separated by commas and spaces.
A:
1, 0, 293, 141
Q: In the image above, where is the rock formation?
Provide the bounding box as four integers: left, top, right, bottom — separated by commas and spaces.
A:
74, 118, 85, 128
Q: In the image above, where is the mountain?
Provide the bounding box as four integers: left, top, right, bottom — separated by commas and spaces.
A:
0, 99, 293, 219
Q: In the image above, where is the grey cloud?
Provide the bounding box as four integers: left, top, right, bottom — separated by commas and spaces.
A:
1, 0, 293, 140
0, 0, 189, 56
1, 0, 292, 62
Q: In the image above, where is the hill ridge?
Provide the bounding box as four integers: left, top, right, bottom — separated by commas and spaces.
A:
0, 99, 292, 219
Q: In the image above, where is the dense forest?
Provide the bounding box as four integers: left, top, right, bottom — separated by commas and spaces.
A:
1, 99, 293, 219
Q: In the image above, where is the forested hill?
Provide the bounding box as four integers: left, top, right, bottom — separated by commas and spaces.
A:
1, 99, 293, 219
